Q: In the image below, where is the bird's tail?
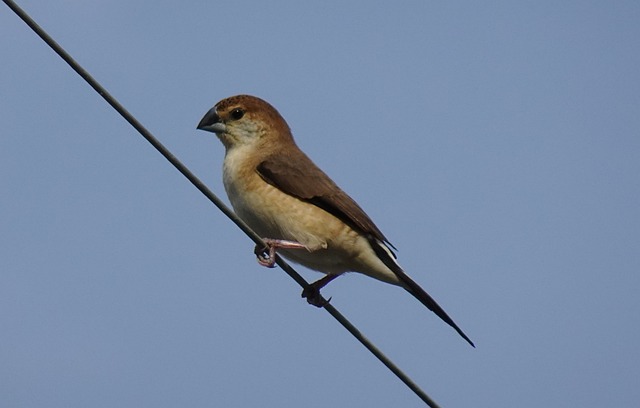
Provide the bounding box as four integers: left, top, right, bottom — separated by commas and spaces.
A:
368, 237, 475, 347
403, 277, 475, 348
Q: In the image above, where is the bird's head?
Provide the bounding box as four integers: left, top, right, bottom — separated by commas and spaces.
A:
197, 95, 294, 151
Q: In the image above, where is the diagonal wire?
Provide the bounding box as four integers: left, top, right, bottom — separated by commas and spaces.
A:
3, 1, 442, 406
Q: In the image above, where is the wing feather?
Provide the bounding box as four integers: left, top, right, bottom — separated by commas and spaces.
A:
256, 151, 395, 252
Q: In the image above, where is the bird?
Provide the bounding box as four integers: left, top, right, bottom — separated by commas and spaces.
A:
197, 94, 474, 347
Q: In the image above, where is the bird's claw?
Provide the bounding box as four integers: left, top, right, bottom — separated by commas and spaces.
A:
253, 238, 307, 268
254, 243, 277, 268
302, 286, 331, 308
301, 274, 339, 307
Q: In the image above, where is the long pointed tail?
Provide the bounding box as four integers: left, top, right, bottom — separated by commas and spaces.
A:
369, 237, 475, 347
404, 280, 475, 348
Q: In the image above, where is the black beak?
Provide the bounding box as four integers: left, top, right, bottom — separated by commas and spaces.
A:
196, 107, 221, 130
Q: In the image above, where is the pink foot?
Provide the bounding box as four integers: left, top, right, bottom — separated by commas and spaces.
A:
254, 238, 307, 268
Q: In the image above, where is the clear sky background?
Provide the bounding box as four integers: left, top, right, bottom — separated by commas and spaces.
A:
2, 1, 639, 407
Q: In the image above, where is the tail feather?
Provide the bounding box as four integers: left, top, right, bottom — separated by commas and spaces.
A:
403, 276, 475, 348
368, 237, 475, 348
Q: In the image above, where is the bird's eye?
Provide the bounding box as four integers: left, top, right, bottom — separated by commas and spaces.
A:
230, 108, 245, 121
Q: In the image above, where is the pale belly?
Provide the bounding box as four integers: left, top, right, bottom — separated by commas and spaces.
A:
228, 180, 361, 274
222, 155, 400, 285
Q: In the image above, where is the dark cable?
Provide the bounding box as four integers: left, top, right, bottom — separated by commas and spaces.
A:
3, 1, 443, 406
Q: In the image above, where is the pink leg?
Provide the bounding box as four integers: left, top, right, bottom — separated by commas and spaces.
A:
254, 238, 307, 268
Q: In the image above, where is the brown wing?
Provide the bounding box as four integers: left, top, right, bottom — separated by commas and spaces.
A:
256, 150, 395, 251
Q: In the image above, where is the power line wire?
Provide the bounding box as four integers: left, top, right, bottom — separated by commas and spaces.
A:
3, 1, 444, 406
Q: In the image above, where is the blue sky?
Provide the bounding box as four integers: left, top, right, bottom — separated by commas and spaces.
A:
2, 1, 639, 407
